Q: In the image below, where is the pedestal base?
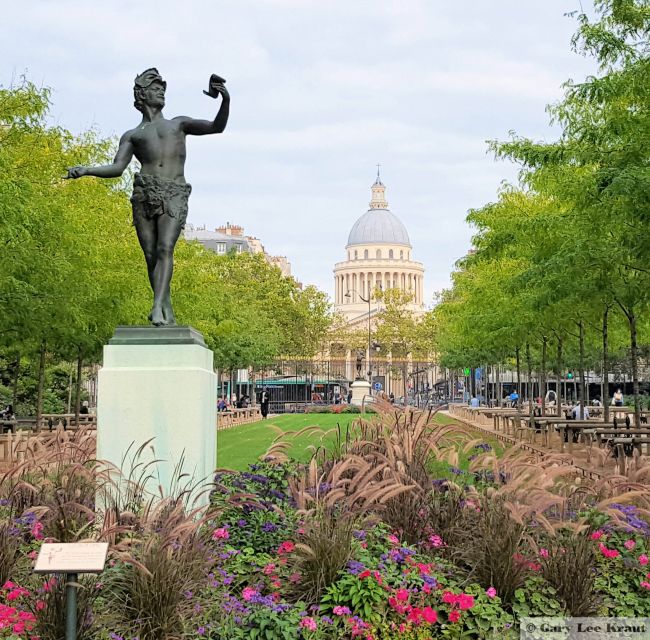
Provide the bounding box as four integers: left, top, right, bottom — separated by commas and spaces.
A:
350, 379, 372, 407
97, 326, 216, 505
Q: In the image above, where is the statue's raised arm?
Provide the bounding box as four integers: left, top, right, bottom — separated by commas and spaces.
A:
174, 74, 230, 136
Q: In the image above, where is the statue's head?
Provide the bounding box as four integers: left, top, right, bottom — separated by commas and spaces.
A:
133, 68, 166, 112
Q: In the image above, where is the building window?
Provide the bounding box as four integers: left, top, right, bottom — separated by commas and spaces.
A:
389, 249, 394, 259
216, 242, 226, 254
364, 249, 369, 259
354, 250, 358, 260
376, 249, 381, 259
400, 250, 404, 260
236, 244, 243, 253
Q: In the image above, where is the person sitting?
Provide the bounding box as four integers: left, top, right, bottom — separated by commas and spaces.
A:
613, 388, 624, 407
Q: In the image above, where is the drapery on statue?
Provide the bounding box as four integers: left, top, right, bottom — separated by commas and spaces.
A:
66, 69, 230, 326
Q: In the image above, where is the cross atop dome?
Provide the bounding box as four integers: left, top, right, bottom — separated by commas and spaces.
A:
369, 168, 388, 209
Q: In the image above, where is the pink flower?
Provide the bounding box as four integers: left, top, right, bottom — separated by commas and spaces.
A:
300, 617, 317, 631
395, 588, 409, 602
30, 521, 44, 540
429, 534, 443, 547
641, 581, 650, 590
639, 554, 649, 566
591, 530, 604, 540
278, 541, 295, 554
421, 606, 438, 624
448, 610, 461, 623
212, 527, 229, 540
242, 587, 258, 601
598, 543, 619, 559
289, 572, 301, 583
387, 534, 400, 545
333, 606, 351, 616
458, 594, 475, 610
624, 539, 636, 551
442, 591, 456, 604
539, 548, 549, 558
486, 587, 497, 598
263, 563, 276, 575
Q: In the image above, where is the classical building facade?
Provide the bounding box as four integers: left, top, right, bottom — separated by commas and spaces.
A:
333, 175, 425, 324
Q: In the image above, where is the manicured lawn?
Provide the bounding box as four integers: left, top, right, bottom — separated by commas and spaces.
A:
217, 410, 496, 471
217, 413, 367, 470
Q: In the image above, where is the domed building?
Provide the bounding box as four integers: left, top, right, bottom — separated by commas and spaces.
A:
334, 174, 425, 324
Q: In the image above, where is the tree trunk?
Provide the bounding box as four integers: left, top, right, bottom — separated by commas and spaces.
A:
516, 347, 521, 410
601, 305, 609, 422
629, 310, 641, 429
35, 340, 46, 431
74, 351, 83, 427
541, 336, 547, 416
556, 337, 563, 417
578, 320, 586, 420
526, 343, 533, 423
496, 363, 502, 407
11, 354, 20, 408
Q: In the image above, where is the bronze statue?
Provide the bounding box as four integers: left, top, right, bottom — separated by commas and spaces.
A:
355, 350, 365, 379
66, 69, 230, 326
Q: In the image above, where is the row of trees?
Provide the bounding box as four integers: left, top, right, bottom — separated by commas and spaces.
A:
0, 80, 331, 418
431, 0, 650, 425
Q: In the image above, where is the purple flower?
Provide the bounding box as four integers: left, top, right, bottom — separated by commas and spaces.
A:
347, 560, 365, 575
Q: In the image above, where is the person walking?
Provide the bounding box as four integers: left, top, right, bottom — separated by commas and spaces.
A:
260, 388, 270, 419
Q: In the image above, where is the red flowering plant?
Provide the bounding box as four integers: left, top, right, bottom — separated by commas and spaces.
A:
0, 581, 37, 639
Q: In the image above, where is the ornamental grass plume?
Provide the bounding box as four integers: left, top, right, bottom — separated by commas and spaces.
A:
538, 528, 600, 617
103, 495, 213, 640
1, 427, 99, 542
0, 521, 22, 586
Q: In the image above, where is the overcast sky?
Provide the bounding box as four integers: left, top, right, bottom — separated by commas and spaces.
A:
2, 0, 598, 305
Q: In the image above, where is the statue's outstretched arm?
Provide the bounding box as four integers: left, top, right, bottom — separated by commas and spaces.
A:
176, 75, 230, 136
66, 132, 134, 179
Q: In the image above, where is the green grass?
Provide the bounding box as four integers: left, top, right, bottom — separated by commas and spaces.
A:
217, 413, 368, 470
216, 410, 501, 471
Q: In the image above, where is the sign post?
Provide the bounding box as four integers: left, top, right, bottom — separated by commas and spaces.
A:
34, 543, 109, 640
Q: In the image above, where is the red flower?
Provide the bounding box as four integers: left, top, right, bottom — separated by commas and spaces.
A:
422, 606, 438, 624
277, 541, 295, 554
395, 588, 409, 602
458, 594, 475, 610
358, 570, 372, 580
448, 610, 461, 623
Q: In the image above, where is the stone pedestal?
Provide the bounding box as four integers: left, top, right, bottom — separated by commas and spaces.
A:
350, 379, 372, 407
97, 326, 216, 505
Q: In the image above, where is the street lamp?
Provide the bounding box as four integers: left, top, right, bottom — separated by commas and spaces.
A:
345, 289, 372, 384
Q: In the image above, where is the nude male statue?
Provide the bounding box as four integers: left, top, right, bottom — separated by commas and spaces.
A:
66, 68, 230, 326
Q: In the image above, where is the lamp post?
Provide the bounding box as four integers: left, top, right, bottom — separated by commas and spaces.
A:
345, 289, 372, 384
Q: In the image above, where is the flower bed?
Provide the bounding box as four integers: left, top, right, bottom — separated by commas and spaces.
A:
0, 410, 649, 639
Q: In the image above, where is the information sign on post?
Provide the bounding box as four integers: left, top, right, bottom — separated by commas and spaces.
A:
34, 543, 108, 640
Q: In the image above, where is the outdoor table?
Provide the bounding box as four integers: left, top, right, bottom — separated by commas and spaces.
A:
1, 420, 16, 434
